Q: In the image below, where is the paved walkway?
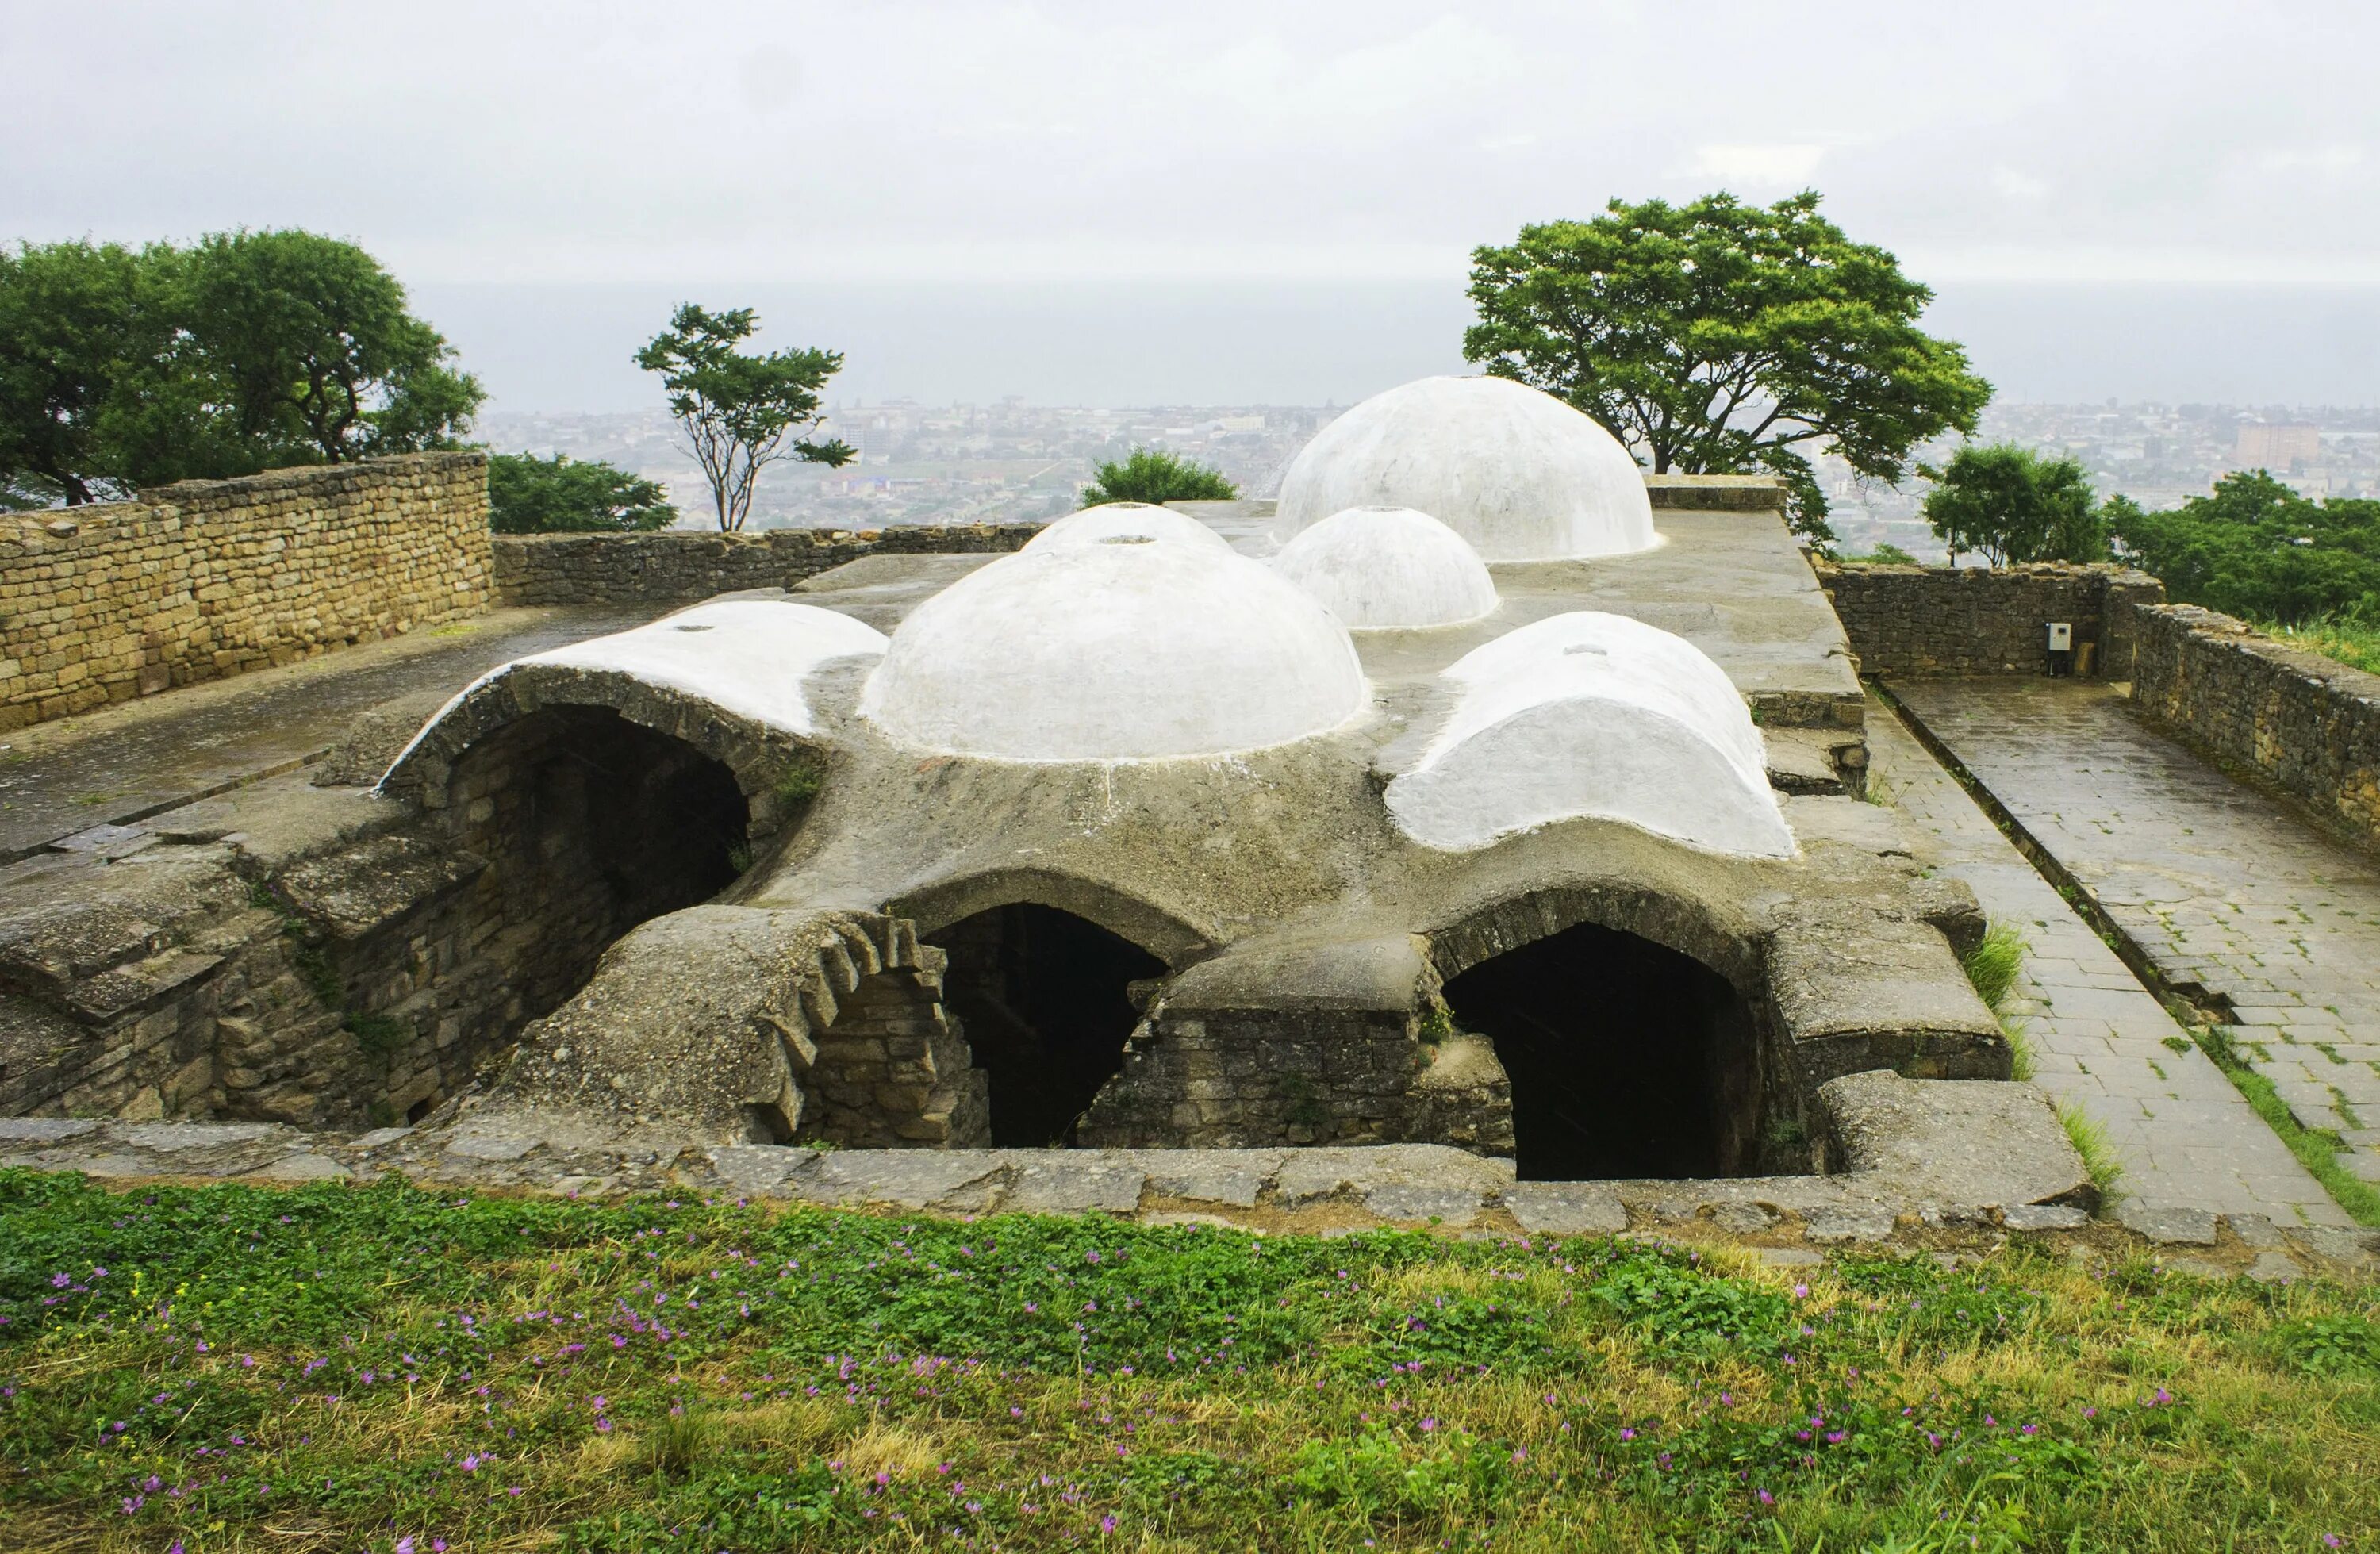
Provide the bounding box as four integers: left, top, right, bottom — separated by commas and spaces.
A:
1865, 698, 2352, 1225
0, 604, 665, 859
1891, 677, 2380, 1201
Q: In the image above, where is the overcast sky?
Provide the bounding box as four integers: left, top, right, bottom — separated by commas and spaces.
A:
9, 2, 2380, 407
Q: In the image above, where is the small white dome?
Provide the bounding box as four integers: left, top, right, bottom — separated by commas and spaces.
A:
858, 539, 1367, 761
1273, 506, 1498, 631
1277, 376, 1655, 562
1384, 612, 1792, 857
1025, 501, 1231, 554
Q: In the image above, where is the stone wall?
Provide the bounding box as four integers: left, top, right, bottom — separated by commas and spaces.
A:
1818, 562, 2166, 678
492, 524, 1042, 606
2125, 601, 2380, 847
0, 454, 492, 731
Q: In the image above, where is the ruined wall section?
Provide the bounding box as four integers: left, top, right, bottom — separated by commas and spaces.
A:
0, 454, 493, 731
2126, 601, 2380, 848
492, 524, 1042, 605
1818, 562, 2165, 678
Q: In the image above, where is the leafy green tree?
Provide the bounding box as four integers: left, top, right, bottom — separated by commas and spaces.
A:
635, 305, 853, 531
1079, 447, 1238, 506
486, 451, 677, 533
0, 240, 156, 505
2109, 472, 2380, 626
1848, 541, 1920, 565
170, 230, 483, 466
1464, 190, 1991, 544
1919, 443, 2109, 566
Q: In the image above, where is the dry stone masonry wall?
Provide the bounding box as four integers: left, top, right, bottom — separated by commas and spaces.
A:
1819, 562, 2165, 679
492, 524, 1043, 606
0, 454, 493, 731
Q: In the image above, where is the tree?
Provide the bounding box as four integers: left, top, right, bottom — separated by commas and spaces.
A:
635, 305, 852, 531
1079, 447, 1238, 506
1919, 443, 2109, 566
0, 240, 155, 505
1464, 190, 1991, 544
171, 230, 483, 466
2109, 472, 2380, 626
486, 451, 678, 533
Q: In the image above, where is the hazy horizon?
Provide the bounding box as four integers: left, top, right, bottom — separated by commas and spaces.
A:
422, 278, 2380, 416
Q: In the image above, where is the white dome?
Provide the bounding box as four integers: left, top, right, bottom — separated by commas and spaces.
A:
1273, 506, 1498, 631
858, 539, 1368, 761
1277, 376, 1656, 562
1384, 612, 1792, 857
1025, 501, 1232, 554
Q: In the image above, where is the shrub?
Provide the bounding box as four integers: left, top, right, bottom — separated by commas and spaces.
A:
1078, 447, 1236, 505
487, 451, 676, 533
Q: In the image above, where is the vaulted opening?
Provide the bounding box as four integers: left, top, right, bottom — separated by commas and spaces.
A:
924, 904, 1166, 1147
1441, 921, 1767, 1180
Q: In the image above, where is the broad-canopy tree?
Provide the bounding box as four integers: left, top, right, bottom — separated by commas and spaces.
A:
0, 240, 155, 505
486, 451, 677, 534
1079, 447, 1237, 506
1920, 443, 2109, 566
1463, 191, 1991, 543
0, 232, 480, 504
2109, 471, 2380, 626
635, 305, 853, 532
170, 230, 484, 466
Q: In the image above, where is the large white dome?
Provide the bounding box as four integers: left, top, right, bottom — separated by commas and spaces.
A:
858, 539, 1368, 761
1025, 501, 1232, 554
1273, 506, 1498, 631
1276, 376, 1656, 562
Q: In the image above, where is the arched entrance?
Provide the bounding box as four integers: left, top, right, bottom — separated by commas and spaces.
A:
1441, 921, 1765, 1180
445, 704, 751, 1025
923, 904, 1167, 1147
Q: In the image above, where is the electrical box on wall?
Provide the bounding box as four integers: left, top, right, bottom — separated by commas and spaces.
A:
2047, 622, 2072, 650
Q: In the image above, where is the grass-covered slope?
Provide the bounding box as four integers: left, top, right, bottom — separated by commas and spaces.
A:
2, 1169, 2375, 1552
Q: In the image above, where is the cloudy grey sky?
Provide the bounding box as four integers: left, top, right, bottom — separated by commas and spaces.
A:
9, 2, 2379, 407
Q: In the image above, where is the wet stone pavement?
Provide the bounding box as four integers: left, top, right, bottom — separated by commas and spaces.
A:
1867, 699, 2353, 1227
1891, 677, 2380, 1205
0, 604, 668, 859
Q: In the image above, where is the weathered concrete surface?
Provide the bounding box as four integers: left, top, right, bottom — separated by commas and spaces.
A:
1894, 677, 2380, 1200
1868, 690, 2355, 1225
0, 604, 668, 861
7, 1093, 2372, 1278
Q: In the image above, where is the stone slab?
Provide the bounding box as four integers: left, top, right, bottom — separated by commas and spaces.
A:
2117, 1203, 2220, 1246
1363, 1184, 1485, 1226
796, 1150, 1007, 1210
1004, 1160, 1148, 1214
1503, 1183, 1628, 1236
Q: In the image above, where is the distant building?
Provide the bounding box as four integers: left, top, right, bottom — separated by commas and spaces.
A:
2236, 423, 2320, 468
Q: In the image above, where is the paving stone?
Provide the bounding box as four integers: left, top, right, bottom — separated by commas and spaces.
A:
2244, 1250, 2302, 1283
705, 1145, 820, 1195
443, 1131, 543, 1162
1137, 1151, 1282, 1208
798, 1150, 1007, 1210
2002, 1204, 2090, 1231
253, 1153, 351, 1182
118, 1122, 274, 1152
2290, 1226, 2380, 1268
1711, 1202, 1779, 1234
350, 1127, 414, 1149
1503, 1184, 1627, 1236
0, 1118, 98, 1143
2117, 1203, 2220, 1245
1004, 1160, 1147, 1214
1364, 1184, 1484, 1226
1804, 1207, 1897, 1243
2225, 1214, 2287, 1249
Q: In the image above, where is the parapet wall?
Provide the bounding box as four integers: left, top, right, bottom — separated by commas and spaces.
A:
0, 454, 492, 731
2126, 602, 2380, 846
1819, 562, 2166, 678
492, 524, 1043, 605
1821, 560, 2380, 850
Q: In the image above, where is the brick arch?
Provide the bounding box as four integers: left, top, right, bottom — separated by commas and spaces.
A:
1420, 883, 1762, 998
888, 866, 1210, 970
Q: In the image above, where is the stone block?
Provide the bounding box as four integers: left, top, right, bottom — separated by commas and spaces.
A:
2116, 1203, 2220, 1245
1503, 1184, 1627, 1236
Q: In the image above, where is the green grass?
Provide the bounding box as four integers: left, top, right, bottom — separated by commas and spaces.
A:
2057, 1103, 2125, 1199
2, 1172, 2376, 1552
1960, 923, 2027, 1016
2257, 615, 2380, 675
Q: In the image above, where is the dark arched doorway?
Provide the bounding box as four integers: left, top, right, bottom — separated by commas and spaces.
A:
924, 904, 1166, 1147
446, 705, 750, 1023
1441, 922, 1764, 1180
